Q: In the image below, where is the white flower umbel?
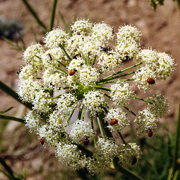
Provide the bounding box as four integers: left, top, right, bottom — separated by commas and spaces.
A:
106, 108, 129, 131
19, 19, 174, 173
32, 90, 52, 113
44, 28, 68, 48
23, 43, 44, 66
146, 94, 168, 118
38, 124, 65, 146
117, 25, 141, 44
98, 52, 120, 72
82, 91, 106, 113
116, 40, 140, 60
95, 137, 118, 160
110, 83, 134, 105
56, 143, 86, 169
18, 79, 42, 102
69, 119, 94, 143
79, 65, 100, 87
92, 22, 114, 43
43, 68, 66, 89
68, 57, 85, 71
132, 65, 156, 90
118, 143, 141, 166
25, 110, 41, 131
155, 52, 175, 80
134, 108, 157, 136
42, 48, 66, 68
19, 65, 38, 80
71, 19, 93, 35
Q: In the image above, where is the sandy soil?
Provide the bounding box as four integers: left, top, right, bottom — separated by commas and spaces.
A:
0, 0, 180, 179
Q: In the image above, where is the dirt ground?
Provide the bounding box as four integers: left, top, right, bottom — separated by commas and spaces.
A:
0, 0, 180, 179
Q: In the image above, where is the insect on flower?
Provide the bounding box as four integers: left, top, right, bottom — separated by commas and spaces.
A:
69, 69, 77, 76
147, 129, 153, 137
82, 136, 89, 145
39, 137, 45, 145
147, 77, 155, 84
109, 119, 118, 126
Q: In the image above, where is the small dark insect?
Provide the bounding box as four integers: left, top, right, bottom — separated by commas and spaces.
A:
82, 136, 89, 145
122, 56, 131, 62
147, 77, 155, 84
100, 46, 112, 53
39, 137, 45, 145
69, 69, 77, 76
109, 119, 118, 126
48, 53, 53, 60
147, 129, 153, 137
131, 156, 137, 165
16, 69, 21, 75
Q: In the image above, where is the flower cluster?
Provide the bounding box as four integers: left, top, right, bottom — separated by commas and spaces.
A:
18, 19, 174, 173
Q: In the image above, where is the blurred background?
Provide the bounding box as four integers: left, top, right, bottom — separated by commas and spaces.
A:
0, 0, 180, 179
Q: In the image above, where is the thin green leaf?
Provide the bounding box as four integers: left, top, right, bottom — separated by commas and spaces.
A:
49, 0, 58, 31
0, 107, 14, 114
0, 81, 32, 109
21, 0, 47, 32
0, 114, 25, 123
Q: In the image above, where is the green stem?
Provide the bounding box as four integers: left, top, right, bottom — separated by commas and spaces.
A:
113, 158, 144, 180
97, 116, 106, 138
124, 106, 136, 116
98, 71, 135, 84
94, 86, 111, 92
0, 158, 20, 180
0, 81, 32, 109
172, 104, 180, 176
134, 96, 147, 103
0, 115, 25, 123
59, 44, 72, 61
100, 62, 143, 82
97, 78, 133, 85
118, 132, 127, 144
49, 0, 58, 31
21, 0, 47, 32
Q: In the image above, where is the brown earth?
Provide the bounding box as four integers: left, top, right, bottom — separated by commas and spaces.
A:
0, 0, 180, 179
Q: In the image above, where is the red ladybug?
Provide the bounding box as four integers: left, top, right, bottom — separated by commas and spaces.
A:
39, 137, 45, 145
147, 129, 153, 137
109, 119, 118, 126
82, 136, 89, 145
147, 78, 155, 84
69, 69, 76, 76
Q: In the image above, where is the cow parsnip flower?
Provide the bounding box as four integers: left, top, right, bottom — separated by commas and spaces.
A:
19, 19, 174, 173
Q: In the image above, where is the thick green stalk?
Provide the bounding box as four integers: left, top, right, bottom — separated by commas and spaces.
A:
97, 116, 106, 138
0, 158, 20, 180
99, 62, 142, 83
118, 132, 127, 144
124, 106, 136, 116
49, 0, 58, 31
113, 158, 144, 180
0, 81, 32, 109
94, 86, 111, 92
172, 104, 180, 177
0, 115, 25, 123
97, 78, 133, 85
59, 44, 72, 60
98, 71, 135, 84
21, 0, 47, 32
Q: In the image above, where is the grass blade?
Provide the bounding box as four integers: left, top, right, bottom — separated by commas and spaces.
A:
0, 115, 25, 123
49, 0, 58, 31
0, 81, 32, 109
21, 0, 47, 32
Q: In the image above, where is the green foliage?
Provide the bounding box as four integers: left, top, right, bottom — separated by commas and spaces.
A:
149, 0, 180, 9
